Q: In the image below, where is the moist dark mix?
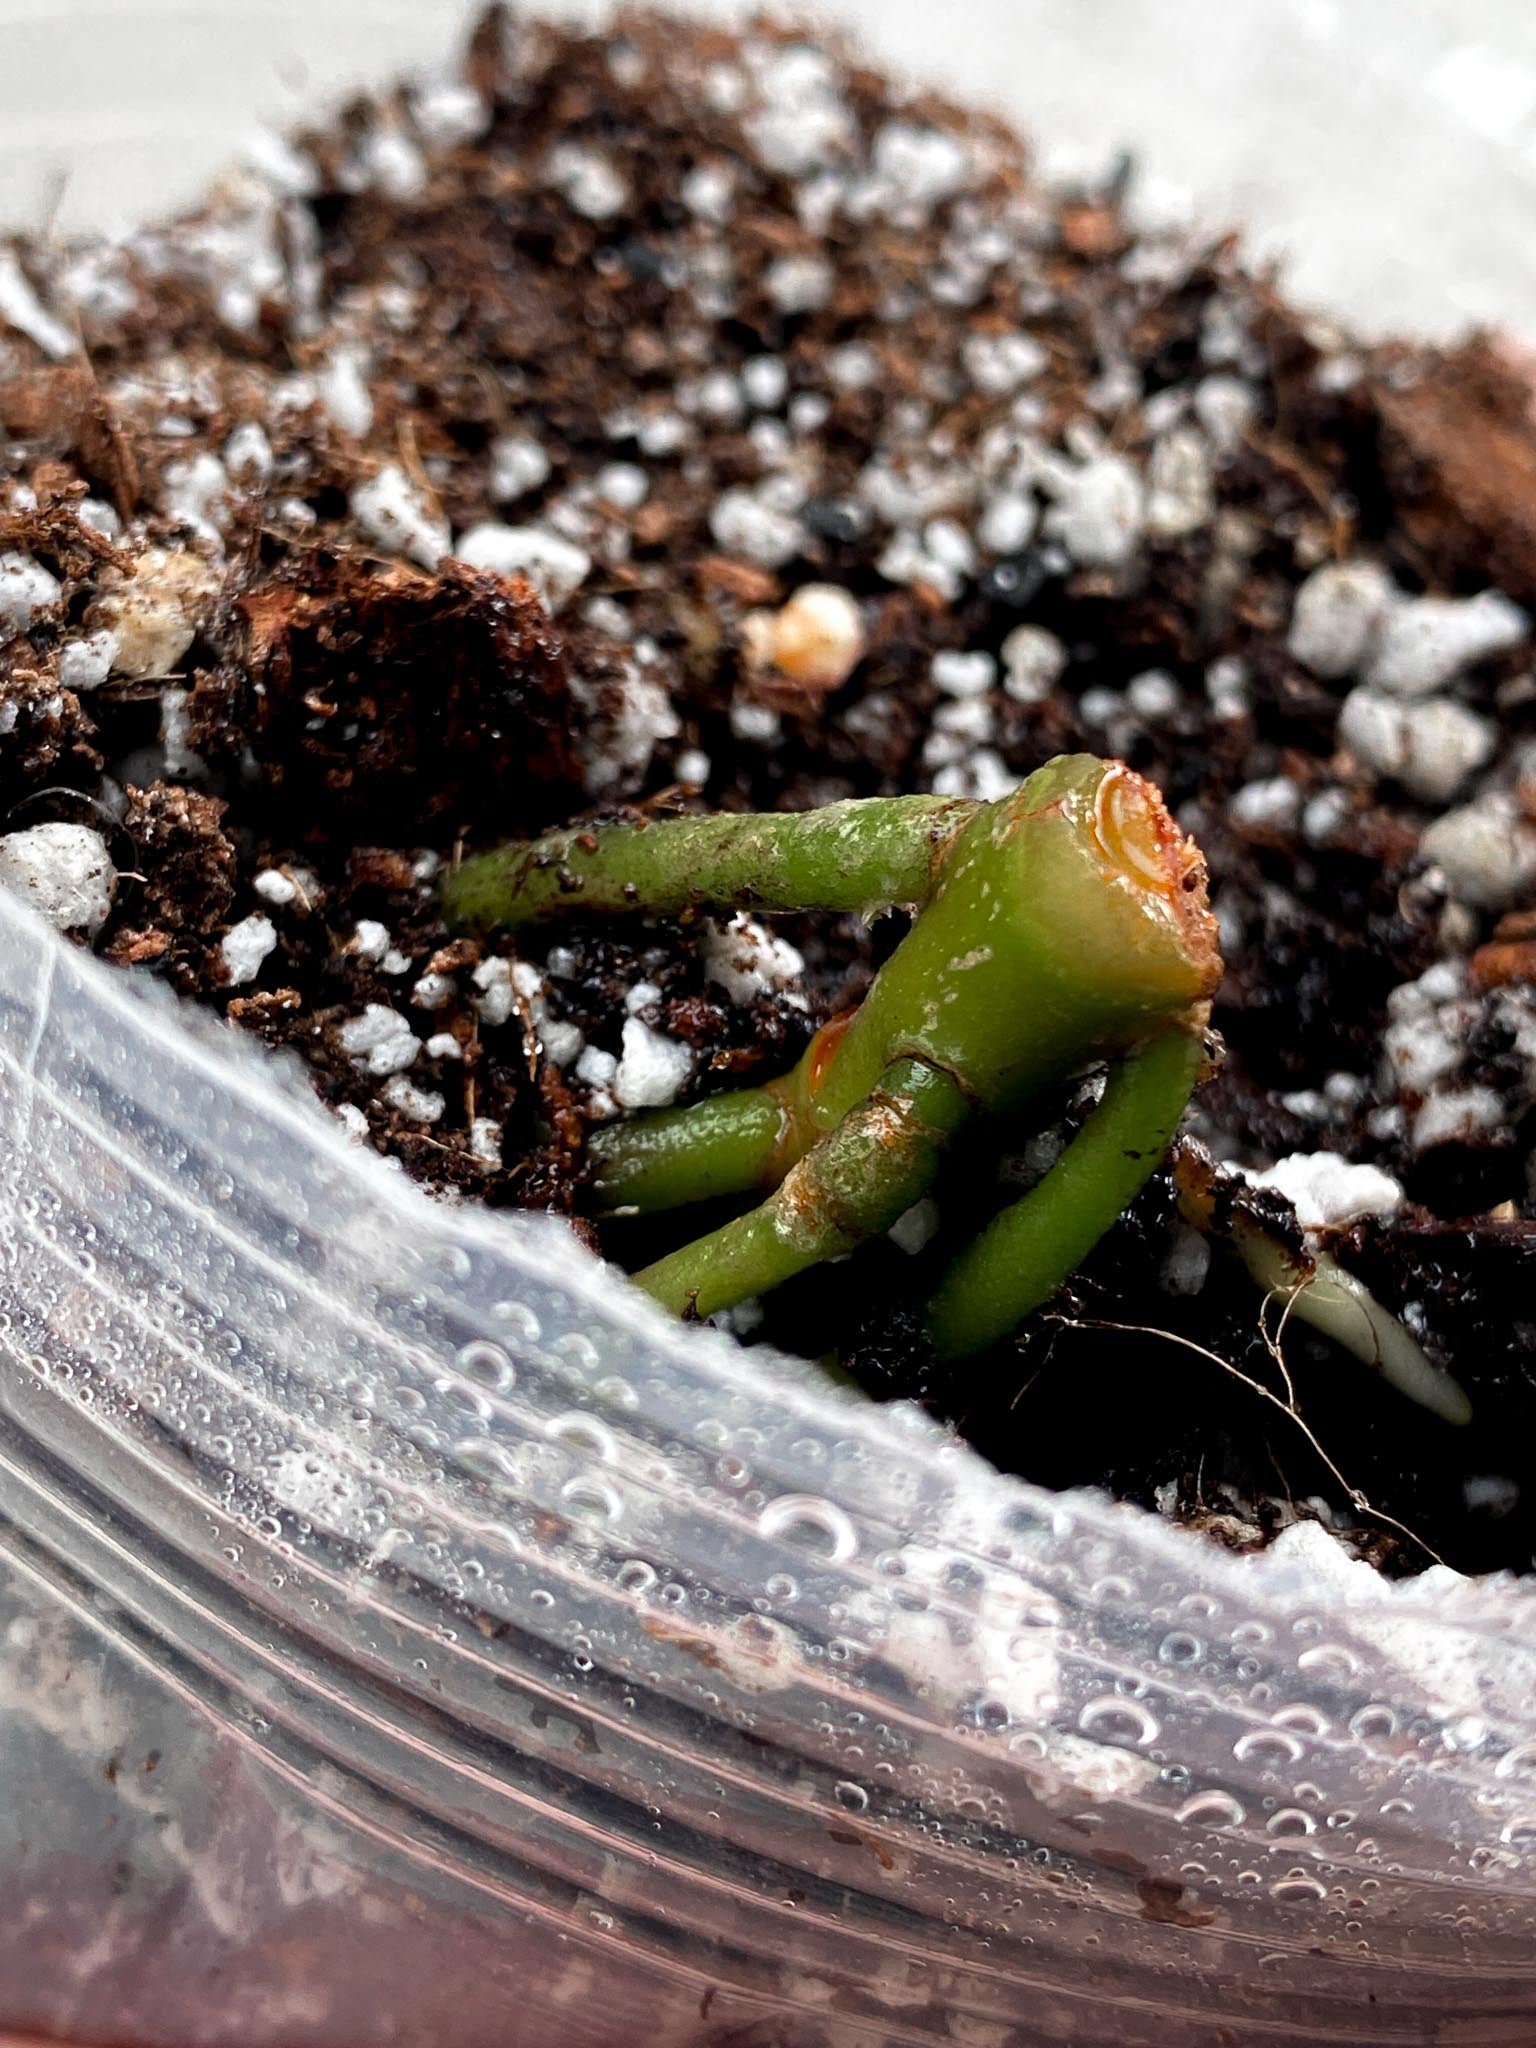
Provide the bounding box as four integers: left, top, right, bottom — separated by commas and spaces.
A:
2, 6, 1534, 1573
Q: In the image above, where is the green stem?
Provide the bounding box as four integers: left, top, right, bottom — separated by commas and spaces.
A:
636, 1059, 970, 1320
589, 1086, 788, 1211
443, 794, 974, 932
925, 1026, 1201, 1360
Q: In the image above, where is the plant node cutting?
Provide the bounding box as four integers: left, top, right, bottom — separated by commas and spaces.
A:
446, 753, 1222, 1355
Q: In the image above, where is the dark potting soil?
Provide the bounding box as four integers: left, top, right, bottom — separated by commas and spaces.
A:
2, 7, 1535, 1575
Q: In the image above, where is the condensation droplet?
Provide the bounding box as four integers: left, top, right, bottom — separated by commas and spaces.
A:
453, 1439, 519, 1484
615, 1558, 657, 1595
757, 1494, 858, 1563
1267, 1808, 1317, 1838
561, 1474, 623, 1524
1497, 1742, 1536, 1783
456, 1340, 515, 1390
1176, 1790, 1246, 1829
552, 1331, 600, 1374
1233, 1729, 1306, 1766
1272, 1704, 1330, 1738
1078, 1696, 1159, 1748
1349, 1704, 1398, 1743
1158, 1631, 1203, 1667
834, 1781, 869, 1813
491, 1300, 542, 1344
1271, 1874, 1327, 1904
1499, 1816, 1536, 1851
546, 1412, 619, 1462
1297, 1642, 1360, 1679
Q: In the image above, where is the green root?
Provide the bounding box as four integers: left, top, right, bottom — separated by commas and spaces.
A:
636, 1059, 970, 1319
925, 1026, 1202, 1360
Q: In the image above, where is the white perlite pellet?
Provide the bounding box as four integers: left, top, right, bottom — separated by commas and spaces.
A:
454, 523, 590, 608
56, 630, 117, 693
411, 79, 489, 149
1366, 590, 1528, 698
1412, 1085, 1505, 1154
888, 1197, 940, 1255
410, 971, 454, 1010
614, 1017, 693, 1109
703, 913, 805, 1001
317, 346, 374, 439
1287, 560, 1394, 679
575, 655, 680, 797
1337, 688, 1496, 804
931, 649, 996, 698
1000, 624, 1067, 703
962, 330, 1046, 397
219, 912, 277, 985
1127, 669, 1180, 720
1419, 798, 1536, 910
1250, 1151, 1404, 1230
1144, 426, 1215, 538
350, 463, 450, 569
0, 552, 61, 631
1041, 454, 1145, 570
710, 486, 802, 569
870, 120, 971, 215
1229, 776, 1301, 830
350, 918, 390, 964
547, 142, 629, 220
489, 434, 552, 503
339, 1004, 419, 1077
977, 492, 1037, 556
469, 1117, 503, 1165
764, 253, 834, 314
0, 823, 115, 936
381, 1075, 446, 1124
575, 1045, 618, 1088
253, 867, 297, 907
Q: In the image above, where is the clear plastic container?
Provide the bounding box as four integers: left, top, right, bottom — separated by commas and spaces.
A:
6, 7, 1536, 2044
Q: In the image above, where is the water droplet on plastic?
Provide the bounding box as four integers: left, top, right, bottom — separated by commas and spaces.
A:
1499, 1815, 1536, 1851
1233, 1729, 1305, 1766
834, 1781, 869, 1813
1272, 1704, 1330, 1738
1267, 1808, 1317, 1838
561, 1474, 623, 1524
553, 1331, 599, 1374
456, 1340, 515, 1390
1158, 1631, 1203, 1666
1078, 1696, 1159, 1748
615, 1558, 656, 1595
1271, 1874, 1327, 1904
1349, 1704, 1397, 1743
490, 1300, 541, 1345
546, 1412, 618, 1462
1297, 1642, 1359, 1679
757, 1494, 858, 1562
1496, 1741, 1536, 1782
1177, 1790, 1246, 1829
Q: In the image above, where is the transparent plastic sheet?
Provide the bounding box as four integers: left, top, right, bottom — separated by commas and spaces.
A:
4, 900, 1536, 2047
